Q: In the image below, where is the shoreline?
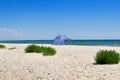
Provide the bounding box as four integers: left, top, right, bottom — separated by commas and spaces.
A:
1, 39, 120, 47
1, 43, 120, 48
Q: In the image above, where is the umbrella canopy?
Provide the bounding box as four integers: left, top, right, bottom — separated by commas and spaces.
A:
52, 35, 70, 45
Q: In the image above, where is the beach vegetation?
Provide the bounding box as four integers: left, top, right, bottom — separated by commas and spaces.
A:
25, 45, 43, 53
0, 44, 6, 49
9, 47, 16, 50
42, 47, 56, 56
95, 50, 120, 64
25, 45, 56, 56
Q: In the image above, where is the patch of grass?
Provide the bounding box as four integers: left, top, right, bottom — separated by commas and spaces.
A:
25, 45, 43, 53
0, 44, 6, 49
9, 47, 16, 50
25, 45, 56, 56
42, 47, 56, 56
95, 50, 120, 64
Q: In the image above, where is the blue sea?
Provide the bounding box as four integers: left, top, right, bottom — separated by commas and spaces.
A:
0, 40, 120, 46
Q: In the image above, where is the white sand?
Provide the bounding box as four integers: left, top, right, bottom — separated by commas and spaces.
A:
0, 44, 120, 80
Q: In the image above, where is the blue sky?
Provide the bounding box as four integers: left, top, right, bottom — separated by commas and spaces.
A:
0, 0, 120, 40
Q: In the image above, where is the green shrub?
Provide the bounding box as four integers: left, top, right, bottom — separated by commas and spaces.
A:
95, 50, 120, 64
42, 47, 56, 56
0, 44, 6, 49
9, 47, 16, 50
25, 45, 56, 56
25, 45, 43, 53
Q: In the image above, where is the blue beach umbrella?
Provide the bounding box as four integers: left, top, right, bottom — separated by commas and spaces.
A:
52, 35, 71, 45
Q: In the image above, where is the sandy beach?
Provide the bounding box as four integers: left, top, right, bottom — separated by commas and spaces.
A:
0, 44, 120, 80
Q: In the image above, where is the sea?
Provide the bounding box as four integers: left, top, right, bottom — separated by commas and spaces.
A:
0, 40, 120, 46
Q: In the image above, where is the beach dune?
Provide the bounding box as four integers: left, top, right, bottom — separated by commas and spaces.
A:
0, 44, 120, 80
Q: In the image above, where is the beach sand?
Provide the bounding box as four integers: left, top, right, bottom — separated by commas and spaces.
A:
0, 44, 120, 80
